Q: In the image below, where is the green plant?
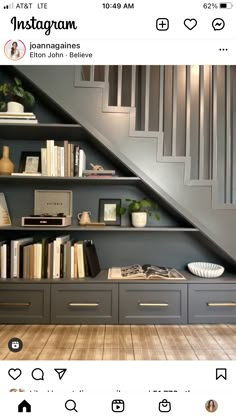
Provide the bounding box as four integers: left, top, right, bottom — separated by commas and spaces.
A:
118, 198, 160, 221
0, 77, 35, 111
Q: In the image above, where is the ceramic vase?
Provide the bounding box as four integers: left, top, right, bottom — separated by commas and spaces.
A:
7, 101, 24, 113
0, 146, 14, 175
131, 212, 147, 227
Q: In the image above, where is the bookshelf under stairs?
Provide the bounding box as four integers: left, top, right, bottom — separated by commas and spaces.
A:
17, 65, 236, 265
0, 121, 236, 325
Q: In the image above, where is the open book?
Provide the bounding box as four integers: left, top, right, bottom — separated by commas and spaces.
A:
108, 264, 186, 280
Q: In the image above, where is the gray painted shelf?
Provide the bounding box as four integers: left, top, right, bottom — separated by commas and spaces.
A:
0, 269, 235, 284
0, 123, 83, 140
0, 175, 141, 185
0, 226, 199, 232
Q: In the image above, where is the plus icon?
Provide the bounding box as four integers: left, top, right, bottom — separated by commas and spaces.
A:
156, 18, 169, 31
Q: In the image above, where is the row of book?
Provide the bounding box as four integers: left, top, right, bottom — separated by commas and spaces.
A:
0, 236, 101, 280
42, 140, 86, 177
0, 111, 38, 124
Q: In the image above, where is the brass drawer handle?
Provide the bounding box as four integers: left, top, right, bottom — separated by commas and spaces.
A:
69, 303, 99, 307
138, 302, 169, 307
0, 302, 31, 307
207, 302, 236, 307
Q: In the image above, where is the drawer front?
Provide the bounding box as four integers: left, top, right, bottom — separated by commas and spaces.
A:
119, 284, 187, 324
0, 284, 50, 324
51, 283, 118, 324
189, 284, 236, 323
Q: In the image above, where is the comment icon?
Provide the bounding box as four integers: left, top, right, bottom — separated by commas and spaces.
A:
31, 368, 44, 381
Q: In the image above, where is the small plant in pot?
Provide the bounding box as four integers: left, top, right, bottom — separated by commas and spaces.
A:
0, 77, 35, 113
119, 198, 160, 227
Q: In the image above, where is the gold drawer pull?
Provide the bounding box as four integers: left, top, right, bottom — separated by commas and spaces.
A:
207, 302, 236, 307
0, 302, 31, 307
138, 303, 169, 307
69, 303, 99, 307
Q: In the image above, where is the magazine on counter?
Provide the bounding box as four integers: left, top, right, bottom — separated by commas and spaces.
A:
108, 264, 186, 280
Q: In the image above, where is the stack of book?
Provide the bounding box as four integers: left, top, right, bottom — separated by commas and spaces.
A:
0, 112, 38, 124
0, 236, 100, 280
41, 140, 86, 177
83, 169, 116, 178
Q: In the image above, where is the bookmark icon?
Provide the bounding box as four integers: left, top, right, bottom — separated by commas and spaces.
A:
54, 368, 67, 380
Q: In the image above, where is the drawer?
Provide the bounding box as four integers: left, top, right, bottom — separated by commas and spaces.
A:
51, 283, 118, 324
189, 284, 236, 323
119, 283, 187, 324
0, 284, 50, 324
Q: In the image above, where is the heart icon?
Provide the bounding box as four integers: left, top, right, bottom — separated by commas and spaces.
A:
8, 368, 22, 380
184, 18, 197, 30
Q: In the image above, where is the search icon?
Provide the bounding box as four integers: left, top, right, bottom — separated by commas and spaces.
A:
65, 399, 78, 412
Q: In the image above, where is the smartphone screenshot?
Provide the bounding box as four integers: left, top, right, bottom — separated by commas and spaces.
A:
0, 0, 236, 418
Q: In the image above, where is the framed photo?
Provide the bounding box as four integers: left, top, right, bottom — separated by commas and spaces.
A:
0, 193, 11, 226
18, 151, 41, 174
99, 199, 121, 226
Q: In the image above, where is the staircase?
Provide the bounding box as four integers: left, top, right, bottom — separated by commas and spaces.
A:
16, 64, 236, 263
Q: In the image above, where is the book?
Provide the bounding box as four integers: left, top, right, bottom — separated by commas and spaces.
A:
75, 241, 85, 278
78, 149, 86, 177
46, 139, 55, 176
0, 112, 36, 117
83, 170, 116, 176
84, 240, 101, 277
52, 235, 70, 278
0, 241, 7, 279
12, 172, 41, 176
10, 237, 33, 278
108, 264, 186, 280
74, 145, 80, 176
0, 119, 38, 124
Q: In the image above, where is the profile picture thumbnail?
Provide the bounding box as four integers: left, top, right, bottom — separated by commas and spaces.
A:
4, 40, 26, 61
205, 399, 218, 413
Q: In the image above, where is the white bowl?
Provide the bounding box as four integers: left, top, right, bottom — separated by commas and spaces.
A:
187, 262, 225, 278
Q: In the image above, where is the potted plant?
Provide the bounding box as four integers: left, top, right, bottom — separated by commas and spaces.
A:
0, 77, 35, 113
119, 198, 160, 227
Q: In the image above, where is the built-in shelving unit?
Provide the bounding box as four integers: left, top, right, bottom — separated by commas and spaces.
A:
0, 119, 233, 325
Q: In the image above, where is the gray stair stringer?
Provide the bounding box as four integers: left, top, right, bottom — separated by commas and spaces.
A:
16, 65, 236, 262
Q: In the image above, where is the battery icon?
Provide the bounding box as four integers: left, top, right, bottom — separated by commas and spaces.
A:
220, 2, 233, 8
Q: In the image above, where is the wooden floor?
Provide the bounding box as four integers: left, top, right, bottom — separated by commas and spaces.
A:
1, 324, 236, 360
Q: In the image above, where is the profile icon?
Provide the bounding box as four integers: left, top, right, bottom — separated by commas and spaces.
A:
205, 399, 218, 412
4, 40, 26, 61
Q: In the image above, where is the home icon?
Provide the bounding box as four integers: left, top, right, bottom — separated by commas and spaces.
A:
18, 400, 31, 413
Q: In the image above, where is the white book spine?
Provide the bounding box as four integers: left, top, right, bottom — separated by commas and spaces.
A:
11, 241, 18, 278
60, 147, 65, 177
54, 145, 58, 177
78, 150, 86, 177
71, 246, 74, 278
77, 243, 85, 278
46, 139, 55, 176
1, 244, 7, 279
57, 146, 61, 176
34, 243, 42, 279
41, 148, 47, 176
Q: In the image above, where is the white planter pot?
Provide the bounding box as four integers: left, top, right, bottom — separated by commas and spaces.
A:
7, 101, 24, 113
131, 212, 147, 228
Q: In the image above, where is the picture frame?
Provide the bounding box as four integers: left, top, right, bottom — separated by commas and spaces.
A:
0, 192, 11, 226
18, 151, 41, 174
99, 199, 121, 226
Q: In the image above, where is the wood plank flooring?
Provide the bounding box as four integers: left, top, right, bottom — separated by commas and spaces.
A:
0, 324, 236, 360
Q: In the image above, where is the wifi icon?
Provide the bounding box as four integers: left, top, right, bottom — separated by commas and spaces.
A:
3, 2, 14, 8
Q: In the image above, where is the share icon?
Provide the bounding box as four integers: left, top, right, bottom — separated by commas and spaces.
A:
54, 368, 67, 380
